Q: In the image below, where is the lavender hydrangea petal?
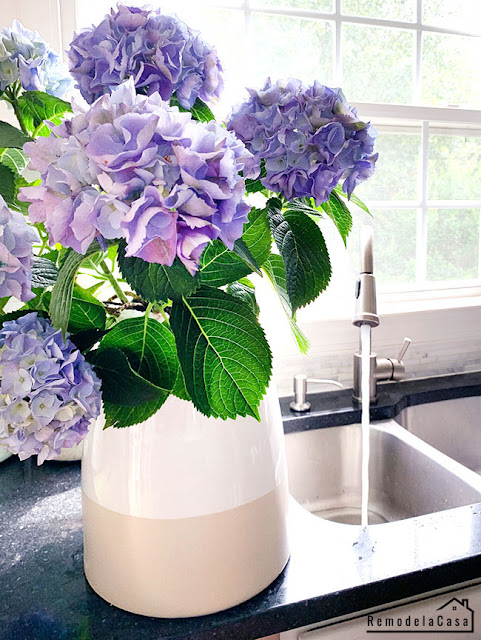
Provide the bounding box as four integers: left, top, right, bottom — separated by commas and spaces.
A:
20, 81, 252, 272
226, 77, 377, 203
0, 312, 102, 464
0, 196, 38, 302
0, 20, 71, 96
68, 6, 223, 108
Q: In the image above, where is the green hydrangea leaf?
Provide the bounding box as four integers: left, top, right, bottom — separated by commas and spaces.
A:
267, 201, 331, 313
49, 243, 102, 337
321, 190, 353, 246
226, 279, 259, 317
0, 147, 29, 176
69, 285, 106, 332
117, 240, 199, 302
0, 163, 17, 207
245, 161, 267, 195
262, 254, 310, 354
200, 206, 271, 286
93, 316, 179, 427
170, 94, 215, 122
170, 286, 272, 420
0, 121, 32, 148
333, 185, 371, 215
91, 347, 163, 407
17, 91, 72, 137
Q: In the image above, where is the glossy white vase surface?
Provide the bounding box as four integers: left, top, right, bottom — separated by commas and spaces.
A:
82, 386, 289, 617
0, 447, 11, 463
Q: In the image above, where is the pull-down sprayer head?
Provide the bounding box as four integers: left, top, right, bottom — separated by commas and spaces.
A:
352, 226, 380, 328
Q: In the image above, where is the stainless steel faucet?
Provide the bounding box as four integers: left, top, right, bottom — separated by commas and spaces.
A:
352, 227, 411, 402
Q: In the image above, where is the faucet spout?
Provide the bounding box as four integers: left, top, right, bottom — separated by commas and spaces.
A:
352, 227, 379, 328
352, 226, 412, 402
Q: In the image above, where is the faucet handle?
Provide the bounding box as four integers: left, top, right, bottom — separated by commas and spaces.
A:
397, 337, 412, 362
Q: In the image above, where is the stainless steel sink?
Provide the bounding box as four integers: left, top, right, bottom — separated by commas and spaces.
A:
395, 396, 481, 474
285, 419, 481, 525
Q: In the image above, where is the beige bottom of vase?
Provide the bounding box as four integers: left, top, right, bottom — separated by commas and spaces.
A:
83, 479, 289, 618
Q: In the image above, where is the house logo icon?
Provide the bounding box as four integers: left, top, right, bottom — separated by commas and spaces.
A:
366, 596, 474, 633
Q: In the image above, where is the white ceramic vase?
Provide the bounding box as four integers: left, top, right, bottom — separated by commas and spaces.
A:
54, 441, 84, 461
0, 447, 12, 463
81, 385, 289, 618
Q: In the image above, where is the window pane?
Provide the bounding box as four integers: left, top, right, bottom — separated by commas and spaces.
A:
423, 0, 481, 32
342, 25, 415, 103
348, 209, 417, 285
428, 133, 481, 201
251, 0, 333, 10
355, 130, 421, 201
427, 209, 480, 280
250, 15, 334, 87
342, 0, 415, 22
422, 34, 481, 108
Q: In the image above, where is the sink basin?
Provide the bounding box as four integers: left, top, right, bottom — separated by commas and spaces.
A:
395, 396, 481, 474
284, 420, 481, 525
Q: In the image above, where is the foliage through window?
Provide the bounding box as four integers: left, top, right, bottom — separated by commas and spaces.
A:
75, 0, 481, 291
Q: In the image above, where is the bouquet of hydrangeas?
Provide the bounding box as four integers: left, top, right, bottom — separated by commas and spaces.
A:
0, 5, 376, 464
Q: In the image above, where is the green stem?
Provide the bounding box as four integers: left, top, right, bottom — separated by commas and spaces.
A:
3, 86, 28, 136
11, 98, 28, 136
139, 302, 153, 368
99, 259, 129, 303
158, 304, 169, 324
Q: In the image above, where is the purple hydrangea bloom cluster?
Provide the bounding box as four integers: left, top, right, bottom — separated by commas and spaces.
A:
0, 312, 102, 464
0, 195, 39, 302
226, 78, 378, 203
68, 5, 223, 109
0, 20, 71, 97
20, 81, 255, 274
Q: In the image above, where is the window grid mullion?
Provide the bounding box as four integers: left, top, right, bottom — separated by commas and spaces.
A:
416, 120, 429, 282
246, 5, 481, 38
334, 0, 342, 85
366, 200, 481, 210
243, 0, 251, 91
478, 207, 481, 279
414, 0, 422, 103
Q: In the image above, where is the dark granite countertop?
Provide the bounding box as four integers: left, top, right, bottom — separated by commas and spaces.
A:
2, 371, 481, 640
281, 370, 481, 433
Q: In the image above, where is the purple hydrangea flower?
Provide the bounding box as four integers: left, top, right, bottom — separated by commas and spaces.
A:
0, 312, 102, 464
226, 78, 378, 202
0, 20, 71, 97
68, 5, 223, 109
0, 195, 39, 302
20, 81, 255, 274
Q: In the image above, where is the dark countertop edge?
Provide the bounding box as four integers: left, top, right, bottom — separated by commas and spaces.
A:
210, 555, 481, 640
280, 371, 481, 433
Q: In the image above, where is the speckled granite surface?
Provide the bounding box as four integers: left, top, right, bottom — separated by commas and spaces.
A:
2, 372, 481, 640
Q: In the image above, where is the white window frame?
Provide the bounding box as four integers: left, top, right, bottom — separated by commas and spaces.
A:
353, 104, 481, 300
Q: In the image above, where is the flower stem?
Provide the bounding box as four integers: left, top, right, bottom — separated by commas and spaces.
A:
158, 305, 169, 323
99, 259, 129, 303
4, 85, 29, 136
11, 98, 28, 136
